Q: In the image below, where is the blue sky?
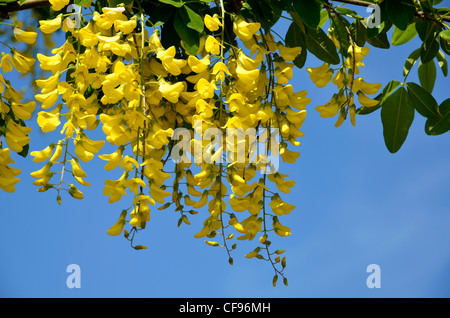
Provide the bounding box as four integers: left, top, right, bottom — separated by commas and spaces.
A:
1, 2, 450, 298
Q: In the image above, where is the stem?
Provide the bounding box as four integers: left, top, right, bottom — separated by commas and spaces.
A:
57, 138, 69, 197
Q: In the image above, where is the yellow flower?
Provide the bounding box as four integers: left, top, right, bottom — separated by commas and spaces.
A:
13, 27, 37, 44
10, 49, 35, 73
270, 194, 295, 216
212, 61, 231, 82
236, 64, 259, 82
103, 174, 127, 203
0, 148, 21, 193
315, 94, 345, 118
357, 91, 379, 107
37, 106, 61, 133
107, 211, 127, 236
30, 144, 55, 163
204, 14, 222, 32
37, 53, 62, 72
0, 53, 13, 73
307, 63, 333, 88
205, 36, 221, 55
272, 216, 291, 237
124, 177, 147, 195
39, 14, 63, 34
149, 183, 171, 204
278, 44, 302, 62
156, 46, 187, 75
267, 173, 295, 194
274, 61, 294, 85
159, 80, 185, 103
188, 55, 210, 73
69, 184, 84, 200
352, 78, 382, 95
233, 19, 261, 41
30, 162, 53, 179
114, 16, 137, 34
332, 69, 347, 89
5, 120, 31, 153
49, 0, 69, 11
11, 101, 36, 120
195, 78, 217, 99
98, 147, 123, 171
35, 89, 59, 110
36, 72, 60, 94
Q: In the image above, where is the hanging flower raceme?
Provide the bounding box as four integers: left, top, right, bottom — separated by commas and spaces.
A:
0, 0, 324, 287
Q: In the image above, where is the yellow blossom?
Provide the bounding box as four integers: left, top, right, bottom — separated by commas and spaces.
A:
13, 27, 37, 44
39, 14, 63, 34
204, 14, 222, 32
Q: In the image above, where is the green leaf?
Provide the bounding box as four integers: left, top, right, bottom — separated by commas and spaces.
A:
418, 60, 437, 93
366, 30, 390, 49
385, 0, 416, 31
241, 0, 283, 29
425, 99, 450, 135
350, 19, 367, 47
403, 48, 421, 77
440, 30, 450, 42
305, 25, 340, 65
421, 33, 440, 64
173, 11, 199, 55
148, 4, 176, 28
416, 20, 440, 42
158, 0, 183, 7
285, 22, 307, 68
392, 23, 417, 46
285, 22, 305, 47
293, 0, 322, 29
357, 80, 401, 115
335, 6, 362, 19
406, 82, 440, 119
179, 5, 204, 33
381, 87, 415, 153
440, 36, 450, 55
436, 50, 448, 77
318, 9, 329, 28
330, 12, 351, 57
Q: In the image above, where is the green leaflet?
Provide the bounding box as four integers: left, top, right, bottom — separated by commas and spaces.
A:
385, 0, 415, 31
285, 22, 307, 69
403, 48, 421, 77
292, 0, 322, 29
173, 10, 199, 55
418, 60, 437, 94
179, 5, 204, 33
392, 23, 417, 46
406, 82, 440, 119
381, 86, 415, 153
425, 99, 450, 135
440, 30, 450, 42
304, 25, 340, 65
436, 50, 448, 77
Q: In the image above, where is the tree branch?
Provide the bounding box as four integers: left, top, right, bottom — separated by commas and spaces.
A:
334, 0, 450, 23
1, 0, 50, 18
0, 0, 449, 22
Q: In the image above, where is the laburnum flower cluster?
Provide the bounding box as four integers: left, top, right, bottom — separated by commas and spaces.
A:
307, 39, 382, 127
0, 1, 312, 285
0, 23, 37, 192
